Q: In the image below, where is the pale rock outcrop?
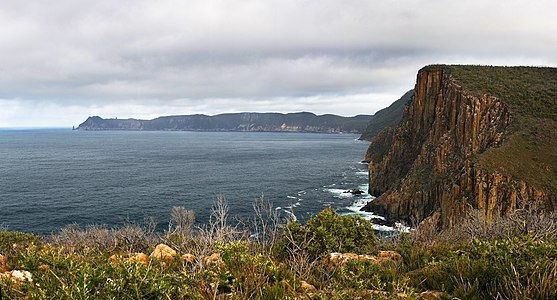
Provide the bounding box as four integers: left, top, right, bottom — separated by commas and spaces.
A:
0, 270, 33, 284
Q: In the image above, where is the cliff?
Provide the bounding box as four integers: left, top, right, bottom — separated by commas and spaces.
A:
358, 90, 413, 141
77, 112, 372, 133
363, 65, 557, 228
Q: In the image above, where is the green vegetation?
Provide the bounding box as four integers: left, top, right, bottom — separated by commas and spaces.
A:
2, 198, 557, 299
278, 208, 377, 260
447, 65, 557, 121
359, 90, 413, 142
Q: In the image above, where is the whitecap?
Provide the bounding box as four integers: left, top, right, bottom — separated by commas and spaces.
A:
325, 188, 354, 198
287, 195, 297, 199
355, 171, 368, 177
283, 210, 297, 222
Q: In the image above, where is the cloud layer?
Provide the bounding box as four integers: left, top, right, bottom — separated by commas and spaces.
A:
1, 0, 556, 127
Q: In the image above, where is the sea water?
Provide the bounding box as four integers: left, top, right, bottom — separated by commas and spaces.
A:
0, 129, 385, 235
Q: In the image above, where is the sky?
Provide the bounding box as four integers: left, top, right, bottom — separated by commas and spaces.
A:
1, 0, 556, 127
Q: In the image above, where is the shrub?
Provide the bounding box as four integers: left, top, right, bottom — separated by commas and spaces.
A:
278, 208, 377, 260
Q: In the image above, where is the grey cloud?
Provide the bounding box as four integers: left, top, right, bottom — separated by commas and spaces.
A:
0, 0, 556, 126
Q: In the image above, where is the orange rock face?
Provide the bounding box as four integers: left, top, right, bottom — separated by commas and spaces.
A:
363, 66, 549, 228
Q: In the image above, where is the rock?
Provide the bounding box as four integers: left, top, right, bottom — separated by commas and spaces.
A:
129, 253, 149, 265
377, 250, 402, 261
38, 264, 50, 271
0, 270, 33, 284
204, 253, 223, 267
300, 280, 316, 292
181, 253, 196, 264
344, 189, 365, 195
419, 291, 444, 300
325, 252, 378, 266
108, 254, 121, 264
150, 244, 177, 262
0, 254, 10, 273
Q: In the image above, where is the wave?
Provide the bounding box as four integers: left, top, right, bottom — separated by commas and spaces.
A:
355, 171, 368, 177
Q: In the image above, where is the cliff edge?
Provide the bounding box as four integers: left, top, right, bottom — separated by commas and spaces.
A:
363, 65, 557, 229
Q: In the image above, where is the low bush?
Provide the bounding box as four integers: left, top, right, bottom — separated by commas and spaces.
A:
277, 208, 377, 260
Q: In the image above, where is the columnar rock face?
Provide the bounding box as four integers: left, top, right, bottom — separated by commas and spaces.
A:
363, 65, 553, 228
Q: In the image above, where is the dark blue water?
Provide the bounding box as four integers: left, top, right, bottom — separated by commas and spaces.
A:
0, 129, 379, 234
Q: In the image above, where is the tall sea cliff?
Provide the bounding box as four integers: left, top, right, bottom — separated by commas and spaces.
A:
363, 65, 557, 229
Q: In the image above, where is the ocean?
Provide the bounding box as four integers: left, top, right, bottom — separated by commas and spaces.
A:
0, 129, 385, 235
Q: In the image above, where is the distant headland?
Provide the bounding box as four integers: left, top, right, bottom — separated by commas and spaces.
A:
76, 112, 373, 134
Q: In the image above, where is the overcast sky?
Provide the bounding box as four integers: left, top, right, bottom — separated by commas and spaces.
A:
1, 0, 556, 127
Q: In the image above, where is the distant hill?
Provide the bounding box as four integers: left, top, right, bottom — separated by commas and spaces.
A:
76, 112, 372, 134
358, 90, 413, 141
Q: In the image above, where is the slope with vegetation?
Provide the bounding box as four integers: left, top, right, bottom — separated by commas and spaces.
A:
363, 65, 557, 229
2, 197, 557, 299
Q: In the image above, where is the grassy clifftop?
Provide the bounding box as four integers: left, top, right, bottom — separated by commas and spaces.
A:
448, 65, 557, 121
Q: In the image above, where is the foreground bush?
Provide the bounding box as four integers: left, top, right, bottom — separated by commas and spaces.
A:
278, 208, 377, 260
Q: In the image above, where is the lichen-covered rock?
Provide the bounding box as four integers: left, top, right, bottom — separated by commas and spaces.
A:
300, 280, 316, 292
0, 270, 33, 284
324, 252, 400, 267
0, 254, 10, 273
181, 253, 196, 264
204, 253, 223, 267
108, 254, 121, 264
419, 290, 445, 300
377, 250, 402, 261
129, 253, 149, 265
150, 244, 177, 262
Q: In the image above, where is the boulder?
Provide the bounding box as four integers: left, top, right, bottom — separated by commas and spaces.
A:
204, 253, 223, 267
129, 253, 149, 265
325, 252, 378, 266
108, 254, 121, 264
377, 250, 402, 261
300, 280, 316, 292
0, 270, 33, 284
419, 291, 444, 300
0, 254, 10, 272
151, 244, 177, 262
181, 253, 196, 264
